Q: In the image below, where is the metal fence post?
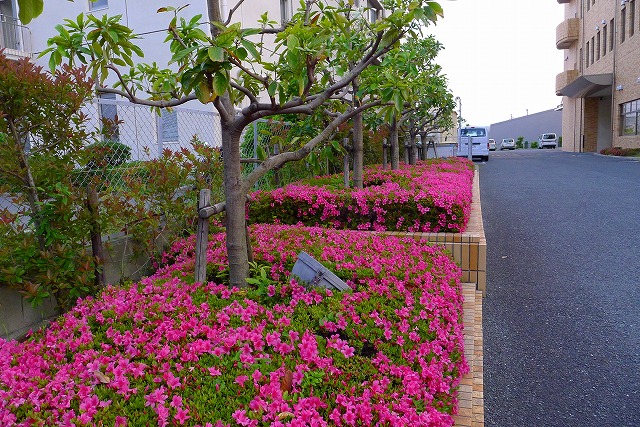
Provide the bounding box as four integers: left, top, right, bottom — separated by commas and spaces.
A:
343, 138, 351, 188
253, 121, 259, 171
382, 138, 388, 169
194, 189, 210, 283
156, 113, 164, 158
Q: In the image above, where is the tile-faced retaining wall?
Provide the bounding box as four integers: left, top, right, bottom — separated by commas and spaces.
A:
384, 168, 487, 295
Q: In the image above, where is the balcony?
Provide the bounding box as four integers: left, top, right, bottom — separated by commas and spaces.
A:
0, 15, 32, 59
556, 18, 579, 49
556, 70, 580, 95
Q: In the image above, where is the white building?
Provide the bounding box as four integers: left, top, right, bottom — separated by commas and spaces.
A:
2, 0, 384, 158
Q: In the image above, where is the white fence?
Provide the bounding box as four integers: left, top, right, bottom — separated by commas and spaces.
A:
84, 99, 222, 161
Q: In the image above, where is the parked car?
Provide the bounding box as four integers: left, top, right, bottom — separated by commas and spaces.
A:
456, 126, 490, 161
501, 138, 515, 150
538, 133, 558, 149
488, 139, 496, 151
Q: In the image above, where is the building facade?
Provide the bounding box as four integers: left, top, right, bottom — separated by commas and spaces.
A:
556, 0, 640, 152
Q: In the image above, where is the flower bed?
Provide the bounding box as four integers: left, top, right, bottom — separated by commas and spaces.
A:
248, 158, 474, 233
0, 225, 468, 426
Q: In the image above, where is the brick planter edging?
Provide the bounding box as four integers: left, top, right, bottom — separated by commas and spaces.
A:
381, 168, 487, 295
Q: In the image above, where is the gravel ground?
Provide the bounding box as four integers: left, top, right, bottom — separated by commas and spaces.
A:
479, 149, 640, 427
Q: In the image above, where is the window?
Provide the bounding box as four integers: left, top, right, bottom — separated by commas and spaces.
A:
610, 19, 615, 51
280, 0, 293, 23
585, 41, 590, 68
596, 31, 600, 60
98, 93, 119, 142
621, 100, 640, 135
630, 0, 636, 37
602, 25, 607, 56
88, 0, 108, 11
579, 48, 583, 72
366, 0, 380, 23
590, 36, 595, 64
161, 110, 179, 142
621, 8, 626, 43
460, 128, 486, 137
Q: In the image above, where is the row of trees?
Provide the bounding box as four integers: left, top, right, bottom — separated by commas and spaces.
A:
23, 0, 454, 288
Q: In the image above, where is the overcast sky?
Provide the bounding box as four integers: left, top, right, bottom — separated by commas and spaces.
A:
426, 0, 566, 126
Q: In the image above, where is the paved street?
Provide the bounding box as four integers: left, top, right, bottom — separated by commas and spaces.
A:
479, 149, 640, 427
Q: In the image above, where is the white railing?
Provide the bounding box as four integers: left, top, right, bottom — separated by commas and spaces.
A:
0, 14, 32, 57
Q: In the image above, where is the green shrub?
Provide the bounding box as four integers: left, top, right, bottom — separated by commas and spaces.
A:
85, 140, 132, 168
530, 141, 539, 149
516, 136, 524, 149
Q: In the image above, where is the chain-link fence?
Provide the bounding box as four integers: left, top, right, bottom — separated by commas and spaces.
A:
72, 98, 222, 188
240, 118, 292, 190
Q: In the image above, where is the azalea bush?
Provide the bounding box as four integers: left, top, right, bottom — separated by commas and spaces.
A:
248, 158, 474, 233
599, 146, 640, 157
0, 225, 468, 426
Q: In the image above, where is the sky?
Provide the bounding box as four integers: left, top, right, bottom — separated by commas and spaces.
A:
425, 0, 566, 126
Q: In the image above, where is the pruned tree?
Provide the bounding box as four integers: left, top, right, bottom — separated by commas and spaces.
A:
402, 76, 455, 164
363, 36, 452, 168
41, 0, 443, 287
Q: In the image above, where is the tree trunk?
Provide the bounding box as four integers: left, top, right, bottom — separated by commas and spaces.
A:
86, 184, 105, 288
351, 78, 364, 189
220, 121, 250, 288
16, 143, 45, 251
390, 118, 400, 170
352, 111, 364, 189
207, 0, 223, 35
409, 133, 417, 165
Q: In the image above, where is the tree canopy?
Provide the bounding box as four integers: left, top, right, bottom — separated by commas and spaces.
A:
40, 0, 447, 287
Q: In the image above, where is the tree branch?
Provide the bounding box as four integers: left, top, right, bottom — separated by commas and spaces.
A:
240, 99, 382, 192
224, 0, 247, 25
214, 96, 234, 123
229, 58, 269, 85
96, 85, 198, 107
230, 82, 258, 104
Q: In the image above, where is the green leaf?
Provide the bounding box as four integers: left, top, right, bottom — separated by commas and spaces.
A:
331, 140, 344, 153
256, 145, 267, 161
171, 46, 197, 64
240, 39, 261, 61
208, 46, 225, 62
267, 81, 278, 98
216, 31, 235, 48
235, 47, 248, 61
212, 72, 229, 97
394, 91, 403, 112
91, 41, 103, 56
287, 34, 300, 51
195, 81, 213, 104
17, 0, 43, 24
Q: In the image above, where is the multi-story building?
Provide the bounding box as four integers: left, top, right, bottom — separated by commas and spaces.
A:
556, 0, 640, 152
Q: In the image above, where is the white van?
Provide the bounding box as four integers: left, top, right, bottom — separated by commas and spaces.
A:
538, 133, 558, 149
457, 126, 490, 161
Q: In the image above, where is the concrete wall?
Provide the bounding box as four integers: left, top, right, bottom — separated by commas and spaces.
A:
489, 108, 563, 146
0, 233, 160, 341
0, 287, 58, 341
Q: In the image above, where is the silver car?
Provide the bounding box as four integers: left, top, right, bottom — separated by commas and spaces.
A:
501, 138, 515, 150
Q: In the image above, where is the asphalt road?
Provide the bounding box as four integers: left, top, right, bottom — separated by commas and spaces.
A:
479, 149, 640, 427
